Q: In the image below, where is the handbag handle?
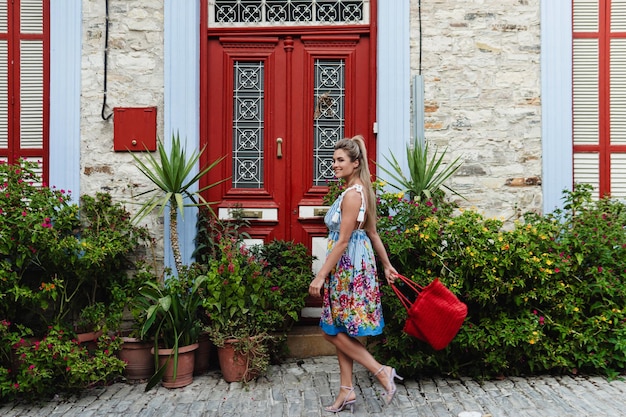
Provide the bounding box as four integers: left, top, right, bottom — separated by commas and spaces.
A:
390, 274, 424, 312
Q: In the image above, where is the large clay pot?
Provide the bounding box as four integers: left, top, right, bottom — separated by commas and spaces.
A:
216, 338, 258, 383
119, 337, 155, 381
153, 343, 199, 389
194, 332, 212, 375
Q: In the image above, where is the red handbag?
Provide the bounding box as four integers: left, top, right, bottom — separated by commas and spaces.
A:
391, 274, 467, 350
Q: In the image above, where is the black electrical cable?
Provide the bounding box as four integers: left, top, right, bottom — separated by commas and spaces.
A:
418, 0, 422, 75
101, 0, 112, 120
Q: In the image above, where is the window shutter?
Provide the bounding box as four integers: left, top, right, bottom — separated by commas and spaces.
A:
0, 40, 7, 149
573, 153, 600, 191
20, 39, 43, 149
611, 154, 626, 198
573, 38, 599, 146
572, 0, 626, 199
19, 0, 44, 150
611, 38, 626, 146
0, 1, 7, 149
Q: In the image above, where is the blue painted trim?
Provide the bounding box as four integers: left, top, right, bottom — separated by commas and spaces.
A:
376, 0, 410, 179
541, 1, 573, 213
49, 1, 81, 199
164, 0, 200, 270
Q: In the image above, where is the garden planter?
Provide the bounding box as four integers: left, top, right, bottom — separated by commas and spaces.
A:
119, 337, 154, 381
194, 332, 212, 375
153, 343, 198, 388
217, 338, 259, 383
76, 330, 103, 352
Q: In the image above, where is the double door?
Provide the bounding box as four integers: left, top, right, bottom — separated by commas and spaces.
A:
203, 32, 375, 254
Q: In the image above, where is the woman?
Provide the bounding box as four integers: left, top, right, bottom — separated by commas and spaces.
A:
308, 135, 402, 413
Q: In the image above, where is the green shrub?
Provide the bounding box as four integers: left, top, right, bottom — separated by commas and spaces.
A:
0, 159, 150, 334
371, 183, 626, 379
0, 321, 124, 402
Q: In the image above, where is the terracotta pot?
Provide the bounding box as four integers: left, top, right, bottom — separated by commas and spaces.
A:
217, 338, 259, 383
194, 332, 212, 376
76, 330, 103, 352
153, 343, 199, 389
119, 337, 155, 381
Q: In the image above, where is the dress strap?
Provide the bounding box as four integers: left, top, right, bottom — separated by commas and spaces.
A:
345, 184, 366, 228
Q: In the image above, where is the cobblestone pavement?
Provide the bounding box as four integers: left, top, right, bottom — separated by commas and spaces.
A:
2, 356, 626, 417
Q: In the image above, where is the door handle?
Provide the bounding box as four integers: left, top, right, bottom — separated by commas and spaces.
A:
276, 137, 283, 158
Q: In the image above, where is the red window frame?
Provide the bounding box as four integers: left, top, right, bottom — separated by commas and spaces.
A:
573, 0, 626, 198
0, 0, 50, 181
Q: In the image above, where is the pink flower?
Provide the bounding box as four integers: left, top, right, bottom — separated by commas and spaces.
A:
539, 316, 545, 325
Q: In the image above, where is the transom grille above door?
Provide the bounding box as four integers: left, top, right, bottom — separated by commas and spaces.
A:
208, 0, 369, 27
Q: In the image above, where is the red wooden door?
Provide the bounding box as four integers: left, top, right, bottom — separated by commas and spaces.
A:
203, 32, 374, 250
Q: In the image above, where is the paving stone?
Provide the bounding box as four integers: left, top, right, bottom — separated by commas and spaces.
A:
1, 357, 626, 416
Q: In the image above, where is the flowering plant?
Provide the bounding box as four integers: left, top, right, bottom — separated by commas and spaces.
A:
0, 159, 150, 335
0, 321, 124, 401
322, 178, 345, 206
370, 182, 626, 380
201, 238, 271, 341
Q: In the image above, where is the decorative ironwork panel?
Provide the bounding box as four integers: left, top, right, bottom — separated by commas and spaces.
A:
313, 59, 344, 186
210, 0, 368, 27
233, 61, 264, 189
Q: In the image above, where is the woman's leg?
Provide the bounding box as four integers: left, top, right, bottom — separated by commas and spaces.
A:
326, 349, 357, 410
323, 333, 392, 391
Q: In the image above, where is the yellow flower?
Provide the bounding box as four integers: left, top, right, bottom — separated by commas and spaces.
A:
529, 339, 536, 345
397, 192, 404, 199
573, 307, 579, 312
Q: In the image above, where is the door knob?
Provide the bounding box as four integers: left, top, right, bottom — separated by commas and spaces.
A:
276, 137, 283, 158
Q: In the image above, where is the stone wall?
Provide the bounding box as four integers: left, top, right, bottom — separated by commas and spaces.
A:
75, 0, 543, 267
80, 0, 165, 267
411, 0, 542, 221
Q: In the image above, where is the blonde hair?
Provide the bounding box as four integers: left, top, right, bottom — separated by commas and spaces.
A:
334, 135, 377, 229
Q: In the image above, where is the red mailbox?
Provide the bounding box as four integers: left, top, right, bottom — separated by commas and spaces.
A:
113, 107, 157, 151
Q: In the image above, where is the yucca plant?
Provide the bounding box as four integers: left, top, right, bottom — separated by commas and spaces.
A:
377, 141, 464, 202
130, 132, 228, 275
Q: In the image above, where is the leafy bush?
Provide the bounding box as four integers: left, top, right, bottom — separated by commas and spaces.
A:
371, 183, 626, 379
1, 159, 150, 401
0, 321, 124, 402
0, 159, 150, 334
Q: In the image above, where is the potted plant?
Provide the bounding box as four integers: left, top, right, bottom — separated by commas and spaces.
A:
129, 132, 227, 387
129, 132, 227, 276
200, 238, 271, 382
247, 239, 315, 360
137, 265, 207, 390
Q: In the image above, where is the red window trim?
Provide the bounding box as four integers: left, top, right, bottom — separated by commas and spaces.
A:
0, 0, 50, 182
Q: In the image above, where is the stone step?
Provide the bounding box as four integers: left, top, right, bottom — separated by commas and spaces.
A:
285, 326, 367, 358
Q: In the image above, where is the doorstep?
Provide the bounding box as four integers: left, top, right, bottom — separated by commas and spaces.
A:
285, 325, 368, 358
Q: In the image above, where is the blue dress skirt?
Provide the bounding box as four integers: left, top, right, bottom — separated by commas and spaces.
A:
319, 184, 385, 337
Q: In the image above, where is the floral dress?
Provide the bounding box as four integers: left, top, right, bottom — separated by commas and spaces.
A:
319, 184, 385, 337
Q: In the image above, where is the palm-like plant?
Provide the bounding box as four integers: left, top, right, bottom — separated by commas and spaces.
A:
130, 132, 227, 275
377, 141, 464, 202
